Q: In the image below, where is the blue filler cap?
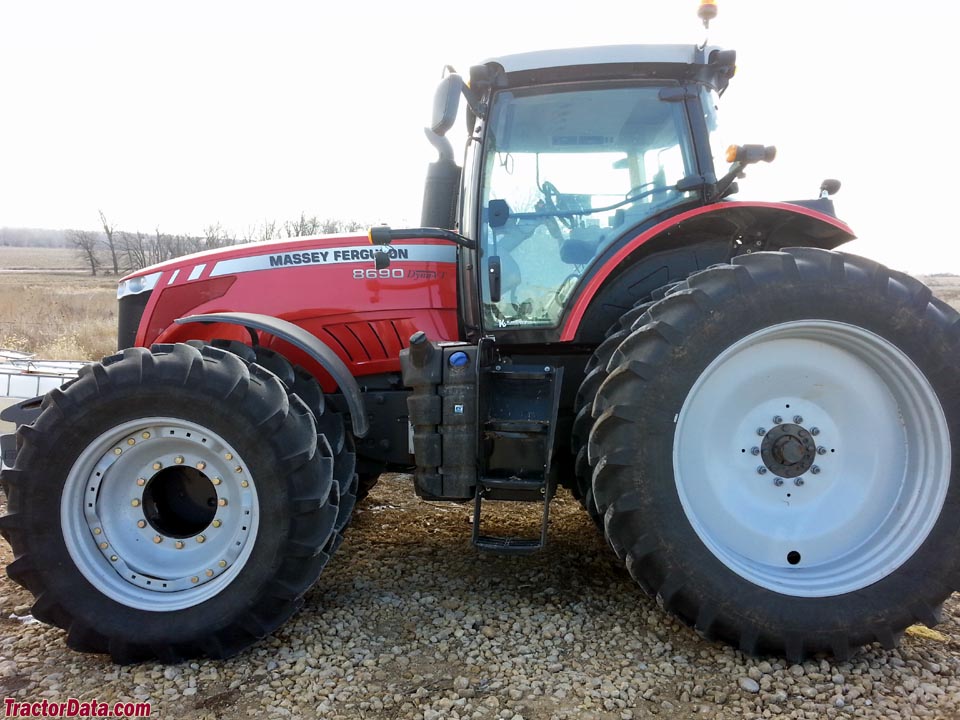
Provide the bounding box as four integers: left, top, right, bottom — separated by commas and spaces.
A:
449, 351, 470, 368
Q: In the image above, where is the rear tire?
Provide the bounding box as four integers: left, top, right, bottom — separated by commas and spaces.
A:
590, 249, 960, 660
0, 343, 339, 662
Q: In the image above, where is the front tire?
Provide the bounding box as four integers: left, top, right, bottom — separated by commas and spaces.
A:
590, 249, 960, 660
0, 343, 339, 662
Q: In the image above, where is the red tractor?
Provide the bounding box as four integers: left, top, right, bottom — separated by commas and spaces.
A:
3, 9, 959, 664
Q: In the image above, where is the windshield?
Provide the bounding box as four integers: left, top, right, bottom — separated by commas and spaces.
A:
480, 84, 696, 329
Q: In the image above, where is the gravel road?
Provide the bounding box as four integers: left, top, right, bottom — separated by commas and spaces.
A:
1, 473, 958, 719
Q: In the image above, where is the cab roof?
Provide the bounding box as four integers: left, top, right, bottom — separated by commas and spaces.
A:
484, 44, 718, 74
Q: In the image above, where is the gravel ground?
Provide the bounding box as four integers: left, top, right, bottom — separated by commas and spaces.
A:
1, 473, 959, 720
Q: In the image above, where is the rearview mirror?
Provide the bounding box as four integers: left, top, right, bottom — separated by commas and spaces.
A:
431, 74, 464, 136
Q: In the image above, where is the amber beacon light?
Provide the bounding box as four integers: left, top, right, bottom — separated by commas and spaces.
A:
698, 0, 718, 28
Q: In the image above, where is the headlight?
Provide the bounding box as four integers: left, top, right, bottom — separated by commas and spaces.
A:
117, 271, 163, 300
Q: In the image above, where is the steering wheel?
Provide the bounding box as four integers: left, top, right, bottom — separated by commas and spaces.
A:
541, 180, 575, 229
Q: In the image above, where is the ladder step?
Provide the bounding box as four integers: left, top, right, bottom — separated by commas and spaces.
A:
473, 535, 543, 555
480, 477, 544, 491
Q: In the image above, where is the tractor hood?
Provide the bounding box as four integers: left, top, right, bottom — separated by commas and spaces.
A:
115, 232, 460, 360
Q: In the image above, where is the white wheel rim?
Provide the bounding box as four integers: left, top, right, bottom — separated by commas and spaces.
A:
61, 417, 259, 611
673, 320, 950, 597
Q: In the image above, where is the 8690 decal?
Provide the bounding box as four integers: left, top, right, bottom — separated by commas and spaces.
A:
353, 268, 406, 279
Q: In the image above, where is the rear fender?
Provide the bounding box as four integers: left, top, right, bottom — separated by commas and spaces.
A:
562, 201, 856, 342
175, 312, 369, 438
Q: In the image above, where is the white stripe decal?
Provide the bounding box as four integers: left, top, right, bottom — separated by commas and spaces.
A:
210, 244, 457, 278
187, 264, 206, 281
168, 269, 180, 285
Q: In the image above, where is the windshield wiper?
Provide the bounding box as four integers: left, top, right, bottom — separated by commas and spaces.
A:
504, 184, 682, 222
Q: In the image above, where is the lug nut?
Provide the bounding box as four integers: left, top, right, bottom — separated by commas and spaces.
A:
793, 415, 804, 424
113, 448, 122, 456
196, 535, 206, 543
773, 478, 784, 487
234, 466, 243, 474
153, 535, 162, 544
750, 447, 760, 456
99, 541, 108, 550
152, 462, 162, 471
241, 480, 249, 488
218, 560, 227, 568
137, 520, 146, 528
196, 461, 206, 470
174, 456, 184, 465
131, 499, 141, 507
141, 431, 151, 440
794, 478, 805, 487
127, 438, 136, 446
212, 519, 222, 528
191, 576, 199, 583
175, 541, 184, 549
136, 477, 146, 486
757, 427, 766, 436
205, 569, 214, 577
218, 498, 228, 507
212, 477, 221, 486
757, 466, 768, 475
817, 446, 827, 455
811, 465, 821, 475
773, 415, 783, 424
810, 427, 820, 436
110, 555, 118, 562
93, 527, 102, 535
224, 452, 233, 461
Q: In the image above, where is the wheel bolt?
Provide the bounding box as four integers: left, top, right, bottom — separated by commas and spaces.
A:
757, 466, 768, 475
212, 477, 221, 486
153, 535, 162, 544
113, 448, 122, 456
141, 431, 151, 440
224, 452, 233, 461
205, 569, 214, 577
153, 462, 162, 471
773, 478, 784, 487
136, 477, 146, 486
757, 427, 766, 436
218, 498, 228, 507
127, 438, 136, 446
811, 465, 821, 475
793, 415, 804, 424
218, 560, 227, 568
212, 519, 222, 528
751, 447, 760, 456
810, 427, 820, 436
196, 535, 206, 543
174, 456, 184, 465
773, 415, 783, 424
93, 527, 102, 535
241, 480, 249, 488
175, 541, 184, 549
234, 466, 243, 474
110, 555, 118, 562
99, 541, 108, 550
817, 446, 827, 455
131, 499, 140, 507
191, 576, 199, 583
196, 461, 206, 470
137, 520, 146, 528
794, 478, 805, 486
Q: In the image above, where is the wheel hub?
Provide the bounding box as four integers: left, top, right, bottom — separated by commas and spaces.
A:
761, 423, 816, 478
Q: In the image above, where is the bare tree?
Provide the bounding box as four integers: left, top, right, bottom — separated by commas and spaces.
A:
98, 210, 120, 275
283, 213, 321, 238
203, 223, 234, 249
69, 230, 101, 276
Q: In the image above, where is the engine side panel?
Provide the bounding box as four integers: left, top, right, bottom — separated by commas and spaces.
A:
134, 236, 459, 391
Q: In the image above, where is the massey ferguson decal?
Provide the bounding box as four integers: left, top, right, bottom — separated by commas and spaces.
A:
209, 244, 456, 278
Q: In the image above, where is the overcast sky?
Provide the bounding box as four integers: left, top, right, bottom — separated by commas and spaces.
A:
1, 1, 958, 273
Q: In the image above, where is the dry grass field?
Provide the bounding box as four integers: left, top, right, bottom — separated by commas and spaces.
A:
0, 245, 957, 362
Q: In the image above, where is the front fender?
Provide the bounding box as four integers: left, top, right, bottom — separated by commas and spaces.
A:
175, 312, 369, 438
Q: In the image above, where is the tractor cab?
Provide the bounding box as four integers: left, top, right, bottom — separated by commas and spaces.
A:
418, 44, 737, 340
